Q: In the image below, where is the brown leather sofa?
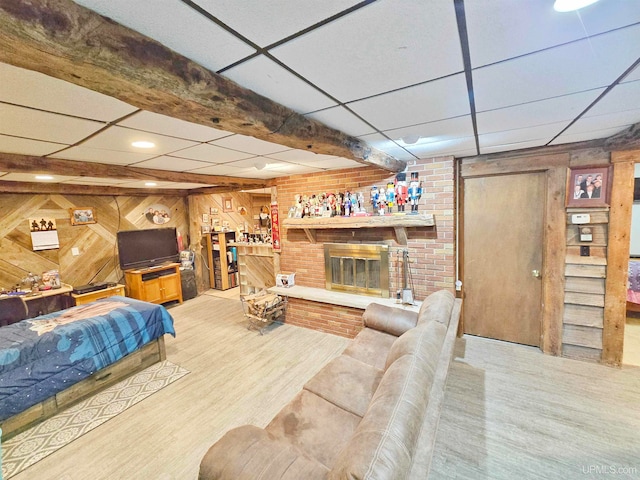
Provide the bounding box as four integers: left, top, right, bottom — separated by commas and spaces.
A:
199, 290, 461, 480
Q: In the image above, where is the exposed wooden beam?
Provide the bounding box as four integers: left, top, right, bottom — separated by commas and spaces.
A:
0, 180, 192, 196
0, 153, 265, 189
0, 0, 405, 173
604, 122, 640, 152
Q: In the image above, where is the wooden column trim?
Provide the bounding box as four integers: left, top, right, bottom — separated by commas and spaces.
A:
461, 152, 570, 178
603, 156, 636, 365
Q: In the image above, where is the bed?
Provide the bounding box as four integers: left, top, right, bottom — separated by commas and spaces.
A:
627, 260, 640, 313
0, 296, 175, 438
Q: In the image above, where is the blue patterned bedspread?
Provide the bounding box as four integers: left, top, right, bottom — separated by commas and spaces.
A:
0, 296, 176, 421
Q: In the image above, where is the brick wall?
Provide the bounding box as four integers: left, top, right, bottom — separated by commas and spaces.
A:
274, 157, 456, 338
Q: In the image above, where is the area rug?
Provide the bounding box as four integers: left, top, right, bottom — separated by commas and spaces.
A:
1, 360, 189, 479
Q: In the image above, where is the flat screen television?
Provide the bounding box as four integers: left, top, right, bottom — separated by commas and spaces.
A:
117, 227, 179, 270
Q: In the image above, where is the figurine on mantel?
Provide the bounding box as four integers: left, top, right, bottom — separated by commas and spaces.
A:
386, 182, 395, 214
395, 173, 408, 213
409, 172, 422, 213
370, 185, 380, 214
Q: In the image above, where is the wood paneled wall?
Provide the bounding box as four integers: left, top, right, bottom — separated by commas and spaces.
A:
0, 193, 187, 289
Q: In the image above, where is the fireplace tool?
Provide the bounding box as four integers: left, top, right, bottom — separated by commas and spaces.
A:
401, 249, 415, 305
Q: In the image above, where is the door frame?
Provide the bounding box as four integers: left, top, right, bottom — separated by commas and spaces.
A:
459, 153, 568, 355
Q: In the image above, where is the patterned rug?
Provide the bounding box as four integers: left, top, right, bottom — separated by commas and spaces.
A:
1, 360, 189, 479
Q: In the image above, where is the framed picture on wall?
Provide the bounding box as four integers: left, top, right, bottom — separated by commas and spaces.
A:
566, 166, 611, 208
70, 207, 97, 225
223, 197, 233, 212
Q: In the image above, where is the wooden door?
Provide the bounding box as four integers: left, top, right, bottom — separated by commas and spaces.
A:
463, 172, 545, 346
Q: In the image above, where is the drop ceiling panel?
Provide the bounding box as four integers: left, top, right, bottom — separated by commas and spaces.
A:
0, 63, 137, 121
50, 146, 156, 165
466, 0, 640, 67
0, 104, 105, 145
405, 137, 477, 158
563, 111, 640, 135
271, 0, 463, 101
356, 134, 417, 161
130, 156, 215, 171
72, 0, 254, 71
473, 25, 640, 112
210, 133, 291, 155
384, 116, 475, 146
78, 126, 198, 155
118, 111, 232, 142
173, 143, 254, 163
305, 106, 375, 137
348, 74, 470, 131
481, 139, 551, 155
550, 125, 630, 145
583, 80, 640, 118
187, 163, 248, 175
0, 134, 66, 156
222, 56, 337, 113
624, 65, 640, 83
478, 124, 563, 147
193, 0, 362, 47
477, 89, 604, 135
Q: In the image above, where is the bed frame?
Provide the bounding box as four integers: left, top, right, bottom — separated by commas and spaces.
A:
0, 336, 166, 440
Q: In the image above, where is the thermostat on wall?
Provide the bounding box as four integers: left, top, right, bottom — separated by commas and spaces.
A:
571, 213, 590, 224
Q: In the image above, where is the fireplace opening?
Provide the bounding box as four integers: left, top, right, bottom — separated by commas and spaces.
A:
324, 243, 389, 297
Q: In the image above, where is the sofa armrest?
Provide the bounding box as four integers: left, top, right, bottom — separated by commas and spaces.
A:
199, 425, 328, 480
362, 303, 418, 336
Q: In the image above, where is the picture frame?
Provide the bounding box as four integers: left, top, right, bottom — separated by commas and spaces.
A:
202, 213, 210, 223
566, 166, 611, 208
210, 207, 219, 215
70, 207, 97, 225
201, 224, 211, 234
223, 197, 233, 212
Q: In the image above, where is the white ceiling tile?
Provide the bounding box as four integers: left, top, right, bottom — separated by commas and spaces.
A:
271, 0, 463, 101
130, 155, 215, 171
477, 90, 604, 135
356, 134, 417, 162
175, 143, 255, 163
0, 173, 77, 182
406, 137, 477, 158
193, 0, 362, 47
0, 134, 66, 156
478, 123, 563, 147
72, 0, 254, 71
0, 104, 105, 144
209, 133, 290, 155
564, 111, 640, 135
624, 64, 640, 83
466, 0, 640, 67
222, 56, 337, 113
118, 111, 232, 142
50, 146, 155, 165
305, 106, 375, 137
187, 164, 248, 175
480, 139, 550, 155
384, 116, 475, 146
584, 80, 640, 117
220, 157, 280, 169
438, 148, 479, 159
0, 63, 137, 121
268, 163, 325, 174
348, 74, 470, 131
473, 25, 640, 111
265, 149, 337, 163
79, 126, 198, 155
551, 125, 631, 145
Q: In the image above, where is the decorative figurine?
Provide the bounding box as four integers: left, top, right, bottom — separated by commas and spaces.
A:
409, 172, 422, 213
386, 182, 395, 214
350, 192, 358, 214
343, 191, 351, 216
395, 173, 408, 213
370, 186, 380, 214
327, 193, 337, 216
357, 192, 365, 213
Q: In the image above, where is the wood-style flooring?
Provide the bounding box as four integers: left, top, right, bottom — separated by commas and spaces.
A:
431, 335, 640, 480
624, 315, 640, 367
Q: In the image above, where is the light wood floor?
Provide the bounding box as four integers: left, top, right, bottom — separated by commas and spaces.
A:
13, 294, 349, 480
431, 335, 640, 480
623, 315, 640, 366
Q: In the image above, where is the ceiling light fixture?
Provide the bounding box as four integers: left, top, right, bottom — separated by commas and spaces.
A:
553, 0, 599, 12
131, 141, 155, 149
254, 159, 267, 170
35, 175, 54, 181
401, 135, 420, 145
144, 182, 157, 187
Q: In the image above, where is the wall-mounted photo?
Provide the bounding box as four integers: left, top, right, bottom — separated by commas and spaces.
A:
70, 207, 97, 225
223, 197, 233, 212
566, 166, 610, 208
144, 204, 171, 225
210, 207, 219, 215
201, 224, 211, 234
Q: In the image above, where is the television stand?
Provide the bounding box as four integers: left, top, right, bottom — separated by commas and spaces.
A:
124, 262, 183, 305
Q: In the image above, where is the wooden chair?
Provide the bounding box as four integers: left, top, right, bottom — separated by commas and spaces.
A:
0, 296, 29, 327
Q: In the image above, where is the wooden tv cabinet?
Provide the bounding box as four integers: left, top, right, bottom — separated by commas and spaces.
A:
124, 263, 183, 305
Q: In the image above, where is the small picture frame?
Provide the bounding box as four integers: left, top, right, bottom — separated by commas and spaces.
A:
70, 207, 97, 225
201, 224, 211, 234
210, 207, 219, 215
566, 166, 610, 208
202, 213, 210, 223
223, 197, 233, 212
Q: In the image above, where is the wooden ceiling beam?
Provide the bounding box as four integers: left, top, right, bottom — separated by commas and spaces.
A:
0, 180, 192, 197
0, 0, 406, 173
0, 153, 266, 189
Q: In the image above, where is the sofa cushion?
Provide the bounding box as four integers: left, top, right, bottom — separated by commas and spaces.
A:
417, 290, 455, 327
266, 389, 362, 469
343, 328, 396, 370
304, 354, 384, 417
199, 425, 329, 480
362, 303, 419, 336
384, 320, 447, 370
328, 354, 436, 480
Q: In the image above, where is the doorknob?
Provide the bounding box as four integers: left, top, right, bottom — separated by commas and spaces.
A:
532, 269, 541, 278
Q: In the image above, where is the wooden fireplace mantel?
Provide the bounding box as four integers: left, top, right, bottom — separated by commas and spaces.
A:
282, 214, 435, 245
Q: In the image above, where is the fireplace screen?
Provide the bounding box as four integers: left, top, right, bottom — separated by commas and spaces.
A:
324, 244, 389, 297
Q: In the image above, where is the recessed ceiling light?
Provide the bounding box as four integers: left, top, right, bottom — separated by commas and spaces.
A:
144, 182, 157, 187
553, 0, 599, 12
35, 175, 54, 181
131, 141, 155, 149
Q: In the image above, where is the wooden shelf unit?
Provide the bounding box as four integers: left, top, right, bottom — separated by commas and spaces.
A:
282, 214, 435, 245
206, 232, 239, 290
124, 263, 183, 305
232, 243, 275, 295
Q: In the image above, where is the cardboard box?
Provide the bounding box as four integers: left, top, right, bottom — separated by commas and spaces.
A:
276, 272, 296, 288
